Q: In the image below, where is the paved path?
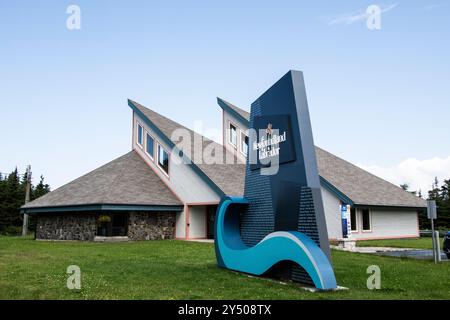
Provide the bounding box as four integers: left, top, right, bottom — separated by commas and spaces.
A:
333, 245, 449, 261
374, 249, 449, 261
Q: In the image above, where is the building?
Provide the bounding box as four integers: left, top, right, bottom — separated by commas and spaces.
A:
21, 98, 426, 241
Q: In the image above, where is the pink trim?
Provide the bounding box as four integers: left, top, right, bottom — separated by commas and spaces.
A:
416, 211, 420, 237
205, 205, 209, 239
185, 205, 190, 240
222, 109, 225, 146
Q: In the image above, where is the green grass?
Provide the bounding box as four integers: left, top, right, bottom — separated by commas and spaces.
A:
0, 236, 448, 300
357, 237, 439, 250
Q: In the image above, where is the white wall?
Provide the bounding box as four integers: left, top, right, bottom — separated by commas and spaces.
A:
350, 208, 419, 240
321, 187, 343, 240
175, 210, 186, 239
222, 110, 248, 164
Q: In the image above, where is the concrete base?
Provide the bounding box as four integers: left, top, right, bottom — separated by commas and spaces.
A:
300, 285, 348, 293
94, 236, 129, 242
333, 238, 356, 251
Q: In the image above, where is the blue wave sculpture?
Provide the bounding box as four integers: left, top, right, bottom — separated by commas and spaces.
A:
215, 198, 337, 290
215, 197, 336, 290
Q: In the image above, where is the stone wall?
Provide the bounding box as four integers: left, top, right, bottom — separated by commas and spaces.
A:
128, 212, 175, 240
36, 214, 97, 241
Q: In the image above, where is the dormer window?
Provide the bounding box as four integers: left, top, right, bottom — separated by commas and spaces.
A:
157, 144, 169, 176
229, 123, 237, 147
137, 124, 143, 147
240, 131, 248, 156
146, 132, 154, 159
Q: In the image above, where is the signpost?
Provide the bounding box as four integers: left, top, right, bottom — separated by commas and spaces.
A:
427, 200, 441, 263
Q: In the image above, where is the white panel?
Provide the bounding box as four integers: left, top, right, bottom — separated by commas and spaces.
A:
175, 209, 186, 239
351, 209, 419, 240
321, 187, 343, 240
222, 110, 248, 164
189, 206, 207, 239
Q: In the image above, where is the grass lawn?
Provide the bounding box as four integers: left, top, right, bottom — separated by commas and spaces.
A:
357, 237, 440, 250
0, 236, 448, 300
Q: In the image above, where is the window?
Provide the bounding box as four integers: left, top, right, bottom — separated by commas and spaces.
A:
146, 133, 154, 159
350, 207, 357, 231
137, 124, 143, 147
229, 123, 237, 147
158, 144, 169, 175
362, 209, 371, 231
240, 132, 248, 156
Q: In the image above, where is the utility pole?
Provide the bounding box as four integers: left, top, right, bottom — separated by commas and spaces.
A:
22, 165, 31, 237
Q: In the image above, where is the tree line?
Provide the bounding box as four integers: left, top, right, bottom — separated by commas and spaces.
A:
402, 178, 450, 230
0, 168, 51, 234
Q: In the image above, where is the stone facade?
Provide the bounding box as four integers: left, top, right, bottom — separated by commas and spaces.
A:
36, 214, 97, 241
34, 211, 176, 241
127, 212, 176, 240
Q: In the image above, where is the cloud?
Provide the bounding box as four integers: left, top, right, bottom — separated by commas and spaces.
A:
327, 3, 398, 26
357, 156, 450, 196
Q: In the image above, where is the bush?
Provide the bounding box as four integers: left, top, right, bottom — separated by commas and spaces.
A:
0, 226, 23, 236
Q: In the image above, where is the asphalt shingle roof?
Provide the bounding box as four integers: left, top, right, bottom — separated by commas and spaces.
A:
22, 151, 182, 209
130, 100, 246, 196
316, 147, 426, 208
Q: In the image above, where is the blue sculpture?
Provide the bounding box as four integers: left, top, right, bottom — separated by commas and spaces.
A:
215, 70, 337, 290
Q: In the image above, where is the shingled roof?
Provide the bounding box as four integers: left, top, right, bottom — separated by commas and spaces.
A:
217, 98, 426, 209
22, 151, 183, 211
129, 100, 246, 196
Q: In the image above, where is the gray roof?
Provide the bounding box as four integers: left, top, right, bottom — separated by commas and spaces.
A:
130, 100, 246, 196
22, 151, 182, 209
217, 99, 426, 208
316, 147, 426, 208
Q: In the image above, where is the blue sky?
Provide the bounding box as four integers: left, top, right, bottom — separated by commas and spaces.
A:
0, 0, 449, 193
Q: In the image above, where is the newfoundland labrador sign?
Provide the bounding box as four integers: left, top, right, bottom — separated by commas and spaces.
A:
214, 70, 337, 290
250, 115, 296, 170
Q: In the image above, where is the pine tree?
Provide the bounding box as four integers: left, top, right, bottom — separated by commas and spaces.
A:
32, 175, 51, 200
0, 169, 51, 234
437, 179, 450, 229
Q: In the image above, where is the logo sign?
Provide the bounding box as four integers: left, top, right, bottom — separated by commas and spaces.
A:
250, 115, 296, 170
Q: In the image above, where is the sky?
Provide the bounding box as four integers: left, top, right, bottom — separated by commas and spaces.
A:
0, 0, 449, 195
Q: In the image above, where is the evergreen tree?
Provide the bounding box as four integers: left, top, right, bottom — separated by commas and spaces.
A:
400, 183, 409, 191
32, 175, 51, 200
0, 168, 51, 234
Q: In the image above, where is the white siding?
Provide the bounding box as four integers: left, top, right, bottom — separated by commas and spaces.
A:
222, 110, 248, 164
175, 210, 186, 239
321, 187, 343, 240
350, 208, 419, 240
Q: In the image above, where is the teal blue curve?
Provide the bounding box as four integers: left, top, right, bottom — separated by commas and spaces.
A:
214, 196, 337, 290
